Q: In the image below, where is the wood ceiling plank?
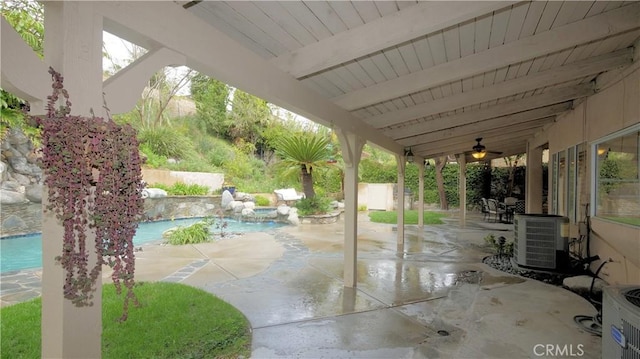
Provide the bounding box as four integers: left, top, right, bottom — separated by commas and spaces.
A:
519, 1, 546, 38
413, 37, 435, 70
458, 18, 475, 57
474, 13, 492, 53
271, 1, 517, 77
357, 57, 387, 84
351, 1, 381, 23
442, 26, 461, 61
280, 2, 332, 41
328, 1, 364, 30
428, 32, 447, 65
344, 61, 376, 88
385, 48, 410, 77
370, 52, 398, 80
553, 1, 594, 27
303, 1, 348, 35
535, 1, 563, 34
225, 1, 301, 51
254, 2, 317, 47
388, 84, 593, 142
332, 3, 640, 110
489, 6, 511, 48
398, 42, 422, 73
503, 2, 529, 44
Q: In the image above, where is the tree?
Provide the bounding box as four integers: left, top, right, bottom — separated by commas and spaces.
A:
504, 154, 524, 197
434, 156, 448, 210
190, 73, 230, 137
273, 132, 331, 198
227, 89, 272, 153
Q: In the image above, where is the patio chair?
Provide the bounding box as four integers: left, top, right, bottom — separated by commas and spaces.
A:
480, 198, 490, 221
274, 188, 305, 206
515, 200, 526, 214
487, 199, 505, 223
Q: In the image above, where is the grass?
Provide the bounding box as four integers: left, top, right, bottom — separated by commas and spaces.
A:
602, 216, 640, 227
368, 210, 447, 225
0, 282, 251, 359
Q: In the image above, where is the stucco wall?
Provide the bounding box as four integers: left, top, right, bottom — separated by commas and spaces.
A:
141, 168, 224, 192
534, 66, 639, 284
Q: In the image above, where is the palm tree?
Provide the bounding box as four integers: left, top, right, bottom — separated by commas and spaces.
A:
273, 132, 330, 198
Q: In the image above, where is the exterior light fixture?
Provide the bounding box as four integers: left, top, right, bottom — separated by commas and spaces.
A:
405, 147, 414, 163
597, 146, 608, 156
472, 138, 487, 160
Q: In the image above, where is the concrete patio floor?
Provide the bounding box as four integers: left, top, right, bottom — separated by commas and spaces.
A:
1, 212, 601, 358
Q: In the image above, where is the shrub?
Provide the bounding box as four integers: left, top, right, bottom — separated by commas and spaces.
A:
166, 218, 214, 245
484, 233, 514, 257
295, 196, 332, 216
149, 182, 209, 195
358, 204, 368, 211
254, 195, 270, 206
138, 127, 193, 159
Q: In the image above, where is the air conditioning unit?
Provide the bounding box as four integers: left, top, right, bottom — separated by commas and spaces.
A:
513, 214, 569, 271
602, 286, 640, 359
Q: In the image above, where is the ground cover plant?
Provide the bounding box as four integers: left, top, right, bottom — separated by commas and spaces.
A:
0, 282, 251, 359
368, 210, 446, 225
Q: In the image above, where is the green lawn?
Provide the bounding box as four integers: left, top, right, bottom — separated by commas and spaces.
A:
602, 216, 640, 227
368, 210, 447, 225
0, 282, 251, 359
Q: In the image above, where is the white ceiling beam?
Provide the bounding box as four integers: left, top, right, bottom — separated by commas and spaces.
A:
411, 124, 544, 154
419, 132, 534, 159
1, 18, 49, 113
96, 1, 402, 154
333, 3, 640, 110
367, 48, 633, 128
270, 1, 517, 78
395, 103, 570, 144
388, 84, 592, 142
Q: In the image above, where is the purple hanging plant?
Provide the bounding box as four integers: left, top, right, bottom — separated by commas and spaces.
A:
35, 67, 144, 321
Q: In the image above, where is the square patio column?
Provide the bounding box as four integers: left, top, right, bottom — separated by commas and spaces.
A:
526, 142, 544, 213
337, 131, 364, 288
396, 154, 406, 250
457, 154, 467, 228
42, 2, 104, 358
418, 159, 425, 228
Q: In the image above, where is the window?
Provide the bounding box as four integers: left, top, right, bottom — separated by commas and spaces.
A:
593, 126, 640, 227
551, 144, 587, 222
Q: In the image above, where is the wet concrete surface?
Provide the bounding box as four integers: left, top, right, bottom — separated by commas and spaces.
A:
1, 212, 601, 358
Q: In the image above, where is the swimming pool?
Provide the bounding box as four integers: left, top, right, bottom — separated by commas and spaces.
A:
0, 217, 286, 273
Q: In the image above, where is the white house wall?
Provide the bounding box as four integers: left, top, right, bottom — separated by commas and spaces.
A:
535, 66, 639, 285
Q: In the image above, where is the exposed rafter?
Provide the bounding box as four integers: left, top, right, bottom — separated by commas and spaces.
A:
390, 84, 593, 143
270, 1, 517, 78
366, 48, 633, 128
418, 132, 535, 159
332, 3, 640, 110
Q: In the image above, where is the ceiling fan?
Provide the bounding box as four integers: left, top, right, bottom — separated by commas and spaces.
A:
468, 137, 502, 160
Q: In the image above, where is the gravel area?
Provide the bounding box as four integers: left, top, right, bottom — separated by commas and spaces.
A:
482, 255, 576, 286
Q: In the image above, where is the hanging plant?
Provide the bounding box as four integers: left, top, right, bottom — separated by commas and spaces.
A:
35, 67, 144, 321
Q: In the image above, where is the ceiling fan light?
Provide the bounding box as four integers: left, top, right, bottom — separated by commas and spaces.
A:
472, 151, 486, 159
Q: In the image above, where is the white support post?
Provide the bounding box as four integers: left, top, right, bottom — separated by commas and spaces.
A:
41, 3, 104, 358
396, 155, 406, 250
418, 159, 425, 228
457, 154, 467, 228
526, 142, 544, 213
337, 131, 365, 288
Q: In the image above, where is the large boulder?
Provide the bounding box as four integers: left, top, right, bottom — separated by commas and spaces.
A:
277, 205, 290, 216
243, 201, 255, 210
0, 189, 27, 204
231, 201, 245, 213
287, 207, 299, 225
221, 190, 234, 209
0, 161, 7, 182
241, 208, 255, 217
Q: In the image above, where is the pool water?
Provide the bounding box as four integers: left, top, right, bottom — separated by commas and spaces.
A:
1, 217, 285, 273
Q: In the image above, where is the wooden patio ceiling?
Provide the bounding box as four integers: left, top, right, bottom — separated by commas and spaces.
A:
134, 1, 640, 161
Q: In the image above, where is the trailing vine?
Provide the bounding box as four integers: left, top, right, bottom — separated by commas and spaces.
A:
36, 67, 144, 321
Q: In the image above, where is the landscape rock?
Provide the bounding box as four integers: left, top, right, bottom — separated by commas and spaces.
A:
243, 201, 255, 210
221, 190, 234, 208
1, 180, 22, 192
277, 205, 290, 216
287, 207, 299, 225
230, 201, 245, 213
142, 188, 168, 199
0, 189, 27, 204
241, 208, 255, 217
0, 161, 7, 182
25, 184, 43, 203
11, 172, 31, 186
1, 214, 28, 232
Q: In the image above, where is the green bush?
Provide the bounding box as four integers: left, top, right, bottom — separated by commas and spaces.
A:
358, 204, 368, 211
295, 196, 332, 216
484, 233, 514, 257
166, 218, 214, 245
254, 195, 270, 206
138, 127, 193, 159
149, 182, 209, 196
